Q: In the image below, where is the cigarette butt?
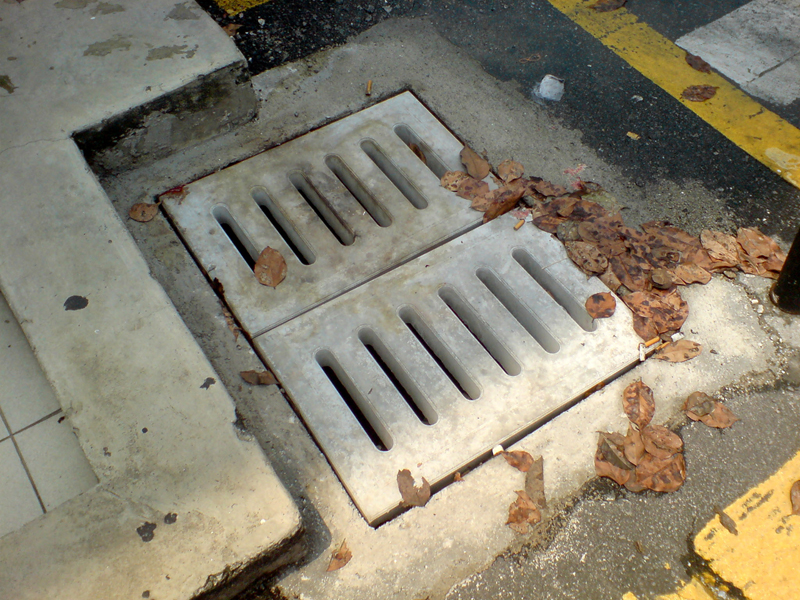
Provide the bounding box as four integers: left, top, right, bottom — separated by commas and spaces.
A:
514, 219, 525, 230
644, 336, 661, 348
366, 80, 373, 96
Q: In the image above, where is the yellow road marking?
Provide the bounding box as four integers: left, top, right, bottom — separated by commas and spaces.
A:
214, 0, 271, 16
546, 0, 800, 189
694, 451, 800, 599
623, 578, 717, 600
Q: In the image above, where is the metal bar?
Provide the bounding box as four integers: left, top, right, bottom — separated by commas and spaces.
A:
772, 227, 800, 314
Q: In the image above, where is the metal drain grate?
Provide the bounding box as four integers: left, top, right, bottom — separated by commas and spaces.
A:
253, 217, 641, 525
162, 92, 482, 336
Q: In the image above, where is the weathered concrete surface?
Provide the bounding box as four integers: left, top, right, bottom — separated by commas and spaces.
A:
99, 17, 798, 600
0, 1, 302, 599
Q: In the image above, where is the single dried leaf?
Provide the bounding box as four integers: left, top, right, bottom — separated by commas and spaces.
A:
595, 432, 634, 486
254, 247, 287, 288
635, 452, 686, 492
714, 506, 738, 535
591, 0, 625, 11
397, 469, 431, 507
585, 292, 616, 319
673, 263, 712, 285
550, 196, 578, 217
129, 202, 160, 223
701, 230, 741, 269
507, 490, 542, 534
326, 540, 352, 572
609, 252, 652, 292
497, 159, 525, 182
703, 402, 738, 428
456, 177, 490, 201
623, 290, 689, 339
440, 170, 470, 192
684, 392, 717, 420
623, 425, 645, 466
685, 53, 712, 73
460, 146, 491, 180
532, 180, 569, 198
532, 214, 566, 234
622, 380, 656, 428
566, 241, 609, 275
655, 339, 702, 362
409, 143, 427, 165
791, 480, 800, 515
483, 184, 526, 223
502, 450, 534, 472
682, 85, 717, 102
641, 425, 683, 459
525, 456, 546, 509
650, 268, 675, 290
599, 268, 623, 292
240, 370, 277, 385
222, 23, 243, 36
737, 227, 781, 260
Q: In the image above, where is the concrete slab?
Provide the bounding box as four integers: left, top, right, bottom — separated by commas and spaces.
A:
96, 17, 796, 600
743, 53, 800, 106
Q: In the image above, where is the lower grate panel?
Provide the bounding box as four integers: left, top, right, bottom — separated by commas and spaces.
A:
254, 216, 641, 525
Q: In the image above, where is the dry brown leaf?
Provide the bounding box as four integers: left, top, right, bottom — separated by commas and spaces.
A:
595, 431, 635, 486
532, 214, 566, 234
591, 0, 626, 11
525, 456, 546, 509
460, 146, 491, 180
609, 252, 652, 292
453, 471, 463, 482
129, 202, 160, 223
650, 268, 675, 290
622, 380, 656, 428
685, 53, 712, 73
254, 247, 287, 288
222, 23, 243, 36
532, 180, 569, 198
550, 196, 579, 217
482, 183, 527, 222
440, 170, 470, 192
506, 490, 542, 534
566, 241, 609, 275
682, 85, 717, 102
456, 177, 490, 201
623, 424, 645, 466
585, 292, 616, 319
221, 307, 241, 340
599, 268, 623, 292
502, 450, 534, 472
635, 452, 686, 492
397, 469, 431, 507
700, 230, 741, 269
326, 540, 352, 572
623, 290, 689, 339
791, 480, 800, 515
497, 159, 525, 182
409, 143, 427, 165
684, 391, 738, 428
654, 339, 702, 363
240, 370, 277, 385
714, 506, 738, 535
673, 263, 712, 285
641, 425, 683, 459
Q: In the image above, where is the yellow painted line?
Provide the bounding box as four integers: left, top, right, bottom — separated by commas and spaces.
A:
546, 0, 800, 189
623, 578, 717, 600
214, 0, 271, 16
694, 451, 800, 599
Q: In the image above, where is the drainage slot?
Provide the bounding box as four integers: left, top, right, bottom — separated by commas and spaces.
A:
316, 349, 392, 451
360, 139, 429, 210
438, 286, 521, 377
212, 205, 258, 269
398, 306, 480, 400
393, 124, 449, 179
289, 172, 355, 246
476, 268, 560, 354
325, 155, 392, 228
251, 186, 316, 265
512, 248, 596, 332
359, 328, 437, 425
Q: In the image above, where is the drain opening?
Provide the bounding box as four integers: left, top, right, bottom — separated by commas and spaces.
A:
360, 139, 429, 210
212, 205, 258, 269
358, 328, 437, 426
316, 349, 392, 451
476, 268, 560, 354
325, 155, 392, 228
289, 172, 355, 246
251, 186, 316, 265
438, 286, 521, 377
512, 249, 596, 332
398, 305, 480, 400
393, 124, 449, 179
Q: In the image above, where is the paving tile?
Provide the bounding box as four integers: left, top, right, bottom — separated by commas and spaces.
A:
743, 54, 800, 106
14, 414, 97, 512
0, 293, 61, 433
0, 439, 42, 539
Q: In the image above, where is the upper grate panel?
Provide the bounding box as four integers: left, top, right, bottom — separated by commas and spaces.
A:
253, 217, 642, 525
161, 92, 481, 336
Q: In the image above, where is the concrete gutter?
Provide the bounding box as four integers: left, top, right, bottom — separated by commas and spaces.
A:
0, 1, 302, 599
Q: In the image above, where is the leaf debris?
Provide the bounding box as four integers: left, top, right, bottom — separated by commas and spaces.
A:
397, 469, 431, 507
506, 490, 542, 534
326, 540, 353, 572
501, 450, 534, 472
240, 370, 277, 385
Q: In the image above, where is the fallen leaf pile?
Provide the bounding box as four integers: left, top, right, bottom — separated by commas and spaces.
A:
595, 380, 686, 492
596, 382, 739, 492
442, 154, 787, 342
